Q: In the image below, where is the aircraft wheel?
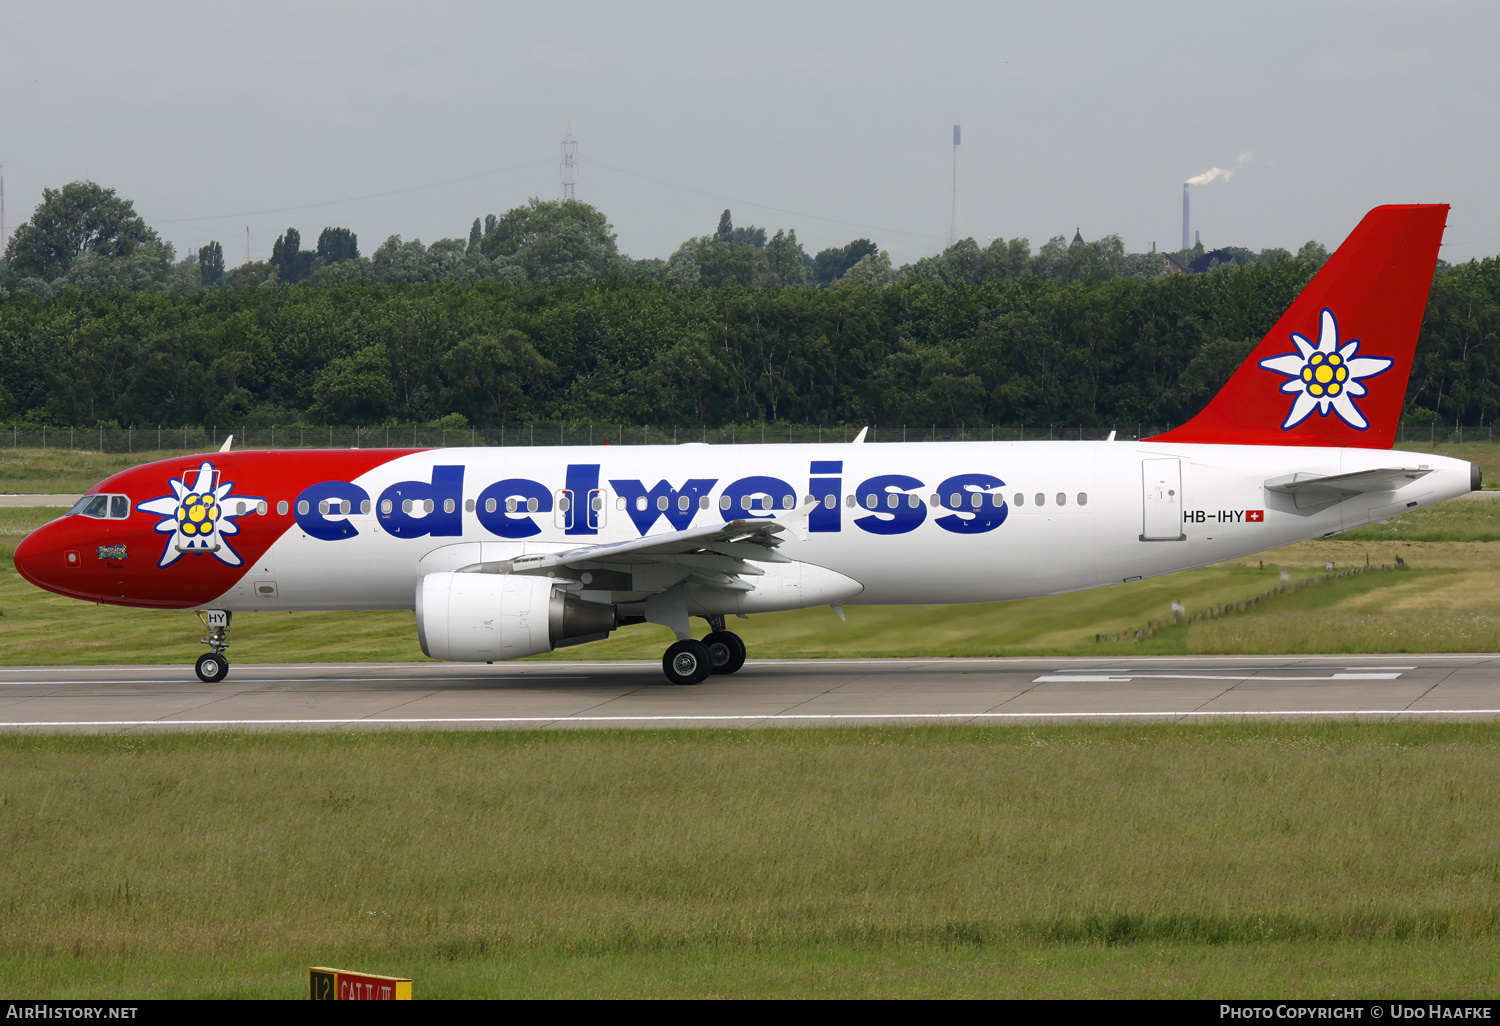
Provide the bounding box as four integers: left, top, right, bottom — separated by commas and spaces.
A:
195, 652, 229, 683
663, 640, 713, 685
705, 631, 747, 675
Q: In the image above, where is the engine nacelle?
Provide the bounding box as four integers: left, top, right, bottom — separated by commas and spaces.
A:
415, 572, 617, 662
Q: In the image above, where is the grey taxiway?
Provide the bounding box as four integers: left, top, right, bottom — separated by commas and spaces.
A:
0, 656, 1498, 732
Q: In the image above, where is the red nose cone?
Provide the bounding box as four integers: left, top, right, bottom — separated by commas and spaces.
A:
14, 524, 46, 588
12, 519, 75, 596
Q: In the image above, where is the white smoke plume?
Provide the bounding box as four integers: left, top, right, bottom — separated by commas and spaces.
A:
1185, 152, 1252, 187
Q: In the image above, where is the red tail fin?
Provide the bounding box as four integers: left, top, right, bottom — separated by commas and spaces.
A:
1149, 204, 1447, 448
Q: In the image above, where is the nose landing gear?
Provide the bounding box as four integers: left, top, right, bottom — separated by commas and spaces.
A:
194, 609, 231, 683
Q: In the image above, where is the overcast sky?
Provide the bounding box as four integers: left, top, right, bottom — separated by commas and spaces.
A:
3, 1, 1498, 269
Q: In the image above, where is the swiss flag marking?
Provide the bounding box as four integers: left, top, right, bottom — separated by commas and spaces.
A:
1246, 509, 1265, 522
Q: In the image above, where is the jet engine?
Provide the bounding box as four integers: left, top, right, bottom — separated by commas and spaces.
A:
416, 571, 617, 661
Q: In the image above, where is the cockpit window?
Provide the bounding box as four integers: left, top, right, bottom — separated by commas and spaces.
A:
70, 494, 130, 519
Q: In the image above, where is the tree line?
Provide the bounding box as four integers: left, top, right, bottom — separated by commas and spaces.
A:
0, 255, 1496, 430
0, 182, 1496, 431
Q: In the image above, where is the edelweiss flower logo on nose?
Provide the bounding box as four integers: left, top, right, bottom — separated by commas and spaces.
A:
1258, 308, 1392, 430
137, 461, 265, 568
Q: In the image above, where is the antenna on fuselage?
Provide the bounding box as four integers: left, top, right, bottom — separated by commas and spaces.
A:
851, 427, 868, 444
219, 435, 233, 452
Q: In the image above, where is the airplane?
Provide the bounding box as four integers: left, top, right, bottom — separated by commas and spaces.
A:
12, 204, 1478, 685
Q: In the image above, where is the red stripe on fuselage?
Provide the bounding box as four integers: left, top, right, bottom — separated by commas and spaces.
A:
12, 450, 420, 609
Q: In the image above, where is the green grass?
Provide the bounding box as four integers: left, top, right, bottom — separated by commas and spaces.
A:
3, 724, 1499, 997
1341, 497, 1500, 542
0, 448, 206, 494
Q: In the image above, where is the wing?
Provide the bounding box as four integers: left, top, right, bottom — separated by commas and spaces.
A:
456, 500, 818, 595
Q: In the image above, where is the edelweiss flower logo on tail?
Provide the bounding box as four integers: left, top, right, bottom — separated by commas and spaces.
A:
1259, 308, 1392, 430
136, 462, 265, 568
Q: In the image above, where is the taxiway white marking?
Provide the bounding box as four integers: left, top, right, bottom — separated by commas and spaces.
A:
2, 709, 1496, 728
1032, 673, 1405, 683
0, 675, 592, 686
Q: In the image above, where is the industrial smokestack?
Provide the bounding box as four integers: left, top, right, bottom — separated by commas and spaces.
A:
1182, 183, 1189, 251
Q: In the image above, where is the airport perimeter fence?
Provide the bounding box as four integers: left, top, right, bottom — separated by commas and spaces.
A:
4, 421, 1498, 454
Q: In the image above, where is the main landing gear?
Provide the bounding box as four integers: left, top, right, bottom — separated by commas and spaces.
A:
660, 615, 747, 685
194, 609, 231, 683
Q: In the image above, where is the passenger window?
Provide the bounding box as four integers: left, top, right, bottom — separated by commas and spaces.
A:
1035, 493, 1045, 507
424, 499, 434, 514
526, 498, 538, 513
1057, 493, 1067, 506
318, 500, 330, 515
1077, 493, 1088, 506
463, 499, 473, 513
257, 500, 268, 516
617, 497, 626, 511
298, 500, 310, 516
380, 499, 393, 515
677, 495, 689, 511
699, 496, 709, 510
277, 500, 289, 516
719, 495, 731, 510
784, 495, 795, 510
657, 496, 669, 511
363, 500, 373, 514
824, 495, 836, 509
1014, 493, 1024, 507
505, 498, 516, 513
443, 499, 455, 514
846, 495, 855, 508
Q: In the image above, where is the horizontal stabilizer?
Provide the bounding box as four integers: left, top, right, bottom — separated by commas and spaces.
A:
1266, 467, 1431, 509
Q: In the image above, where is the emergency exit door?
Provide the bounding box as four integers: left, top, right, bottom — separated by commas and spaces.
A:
1141, 458, 1185, 541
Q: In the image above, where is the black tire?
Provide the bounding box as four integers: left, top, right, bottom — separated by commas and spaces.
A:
195, 652, 229, 683
704, 631, 747, 675
662, 639, 713, 685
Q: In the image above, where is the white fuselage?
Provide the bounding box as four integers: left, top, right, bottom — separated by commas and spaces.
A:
213, 441, 1473, 613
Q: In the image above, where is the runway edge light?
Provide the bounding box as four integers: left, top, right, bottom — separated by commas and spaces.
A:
309, 966, 413, 1000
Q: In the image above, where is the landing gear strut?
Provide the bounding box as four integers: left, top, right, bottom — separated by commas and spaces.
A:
195, 609, 231, 683
702, 614, 746, 675
660, 615, 747, 684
